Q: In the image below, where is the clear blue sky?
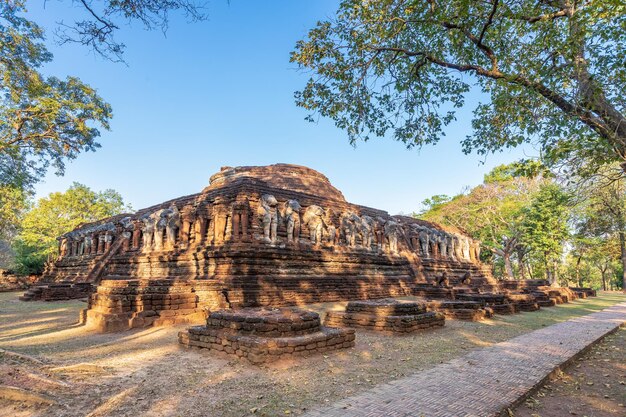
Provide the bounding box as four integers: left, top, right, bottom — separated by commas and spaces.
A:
29, 1, 534, 215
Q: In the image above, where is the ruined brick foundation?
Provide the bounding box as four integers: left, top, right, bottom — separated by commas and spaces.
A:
324, 299, 445, 333
178, 308, 355, 364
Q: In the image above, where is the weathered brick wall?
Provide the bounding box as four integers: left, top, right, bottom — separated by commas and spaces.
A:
179, 308, 355, 364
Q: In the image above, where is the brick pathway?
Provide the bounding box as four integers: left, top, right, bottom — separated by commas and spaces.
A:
304, 302, 626, 417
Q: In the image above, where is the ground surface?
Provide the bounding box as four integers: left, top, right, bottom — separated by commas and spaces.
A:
0, 291, 624, 417
512, 327, 626, 417
302, 301, 626, 417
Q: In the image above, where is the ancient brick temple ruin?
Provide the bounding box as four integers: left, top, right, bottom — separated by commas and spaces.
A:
29, 164, 584, 332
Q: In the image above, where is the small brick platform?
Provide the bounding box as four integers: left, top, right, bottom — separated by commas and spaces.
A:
324, 299, 445, 333
427, 300, 493, 321
506, 293, 540, 312
456, 293, 520, 315
20, 282, 94, 301
179, 307, 355, 364
303, 301, 626, 417
570, 287, 597, 298
81, 279, 219, 332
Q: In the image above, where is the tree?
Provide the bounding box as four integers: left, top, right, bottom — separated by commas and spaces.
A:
14, 182, 129, 274
571, 163, 626, 291
1, 1, 206, 191
292, 1, 626, 175
419, 162, 545, 279
415, 194, 452, 217
1, 1, 112, 192
52, 0, 205, 63
520, 183, 570, 286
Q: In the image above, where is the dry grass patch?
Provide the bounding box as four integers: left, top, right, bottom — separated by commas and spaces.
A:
0, 290, 623, 417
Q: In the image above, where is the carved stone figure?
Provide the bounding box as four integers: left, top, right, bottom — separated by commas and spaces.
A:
407, 224, 419, 252
104, 232, 113, 251
78, 234, 85, 256
303, 205, 325, 245
178, 205, 195, 247
121, 231, 132, 251
473, 241, 481, 261
374, 217, 387, 251
119, 216, 133, 231
384, 220, 400, 254
437, 231, 447, 258
140, 215, 155, 251
359, 215, 375, 250
341, 213, 359, 247
257, 194, 278, 244
462, 237, 471, 260
283, 200, 301, 243
453, 235, 463, 260
152, 209, 171, 251
58, 237, 68, 259
446, 235, 454, 260
165, 204, 181, 249
324, 208, 338, 245
461, 271, 472, 285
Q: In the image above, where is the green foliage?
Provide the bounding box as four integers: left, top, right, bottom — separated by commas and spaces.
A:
292, 1, 626, 174
568, 163, 626, 290
417, 162, 578, 281
0, 184, 29, 240
14, 183, 129, 274
419, 163, 545, 276
0, 1, 112, 192
483, 160, 552, 184
415, 194, 452, 217
520, 184, 570, 263
1, 1, 207, 195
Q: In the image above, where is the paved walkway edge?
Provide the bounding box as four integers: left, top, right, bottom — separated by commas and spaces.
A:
303, 301, 626, 417
502, 316, 624, 417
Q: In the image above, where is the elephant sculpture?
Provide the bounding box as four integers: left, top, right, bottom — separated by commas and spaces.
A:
303, 205, 325, 245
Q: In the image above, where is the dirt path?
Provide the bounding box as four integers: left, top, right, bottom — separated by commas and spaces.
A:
512, 327, 626, 417
1, 291, 624, 417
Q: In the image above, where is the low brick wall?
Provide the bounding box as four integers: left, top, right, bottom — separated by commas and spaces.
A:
179, 308, 355, 364
323, 299, 445, 333
81, 279, 226, 332
20, 282, 94, 301
325, 310, 444, 333
570, 287, 597, 298
427, 300, 493, 321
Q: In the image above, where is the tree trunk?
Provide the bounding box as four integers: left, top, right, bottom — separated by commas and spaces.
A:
575, 255, 583, 287
601, 270, 607, 291
553, 259, 559, 287
516, 247, 527, 280
619, 230, 626, 293
504, 252, 515, 280
545, 252, 557, 287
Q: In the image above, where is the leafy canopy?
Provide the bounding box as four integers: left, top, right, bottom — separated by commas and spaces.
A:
1, 1, 112, 190
292, 0, 626, 173
14, 182, 129, 274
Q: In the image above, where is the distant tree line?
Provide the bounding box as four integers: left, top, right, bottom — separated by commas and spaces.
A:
0, 183, 129, 275
417, 161, 625, 291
